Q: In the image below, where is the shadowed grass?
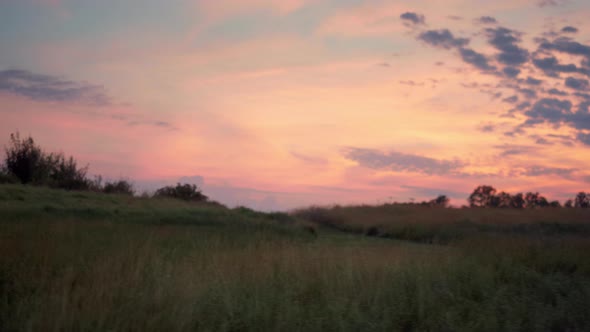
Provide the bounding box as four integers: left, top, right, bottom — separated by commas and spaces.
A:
1, 185, 590, 331
294, 204, 590, 243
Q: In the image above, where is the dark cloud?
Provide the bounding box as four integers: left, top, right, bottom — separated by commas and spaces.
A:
479, 89, 502, 100
525, 77, 543, 85
127, 120, 178, 130
524, 98, 572, 126
565, 77, 589, 90
579, 101, 590, 113
532, 56, 587, 77
516, 101, 532, 110
475, 16, 497, 24
0, 69, 112, 106
537, 0, 569, 7
517, 97, 590, 140
459, 47, 496, 71
577, 132, 590, 145
522, 166, 576, 177
400, 12, 425, 25
503, 66, 521, 77
535, 137, 552, 145
568, 110, 590, 130
447, 15, 463, 21
343, 147, 465, 175
519, 87, 537, 99
547, 88, 569, 96
539, 37, 590, 60
486, 27, 529, 66
494, 144, 537, 157
404, 17, 590, 148
418, 29, 469, 49
561, 26, 578, 34
479, 124, 495, 132
503, 95, 519, 104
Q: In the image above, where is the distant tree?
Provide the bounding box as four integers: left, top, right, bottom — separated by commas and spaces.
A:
575, 192, 590, 208
537, 196, 549, 207
524, 192, 548, 208
549, 200, 561, 208
564, 199, 574, 208
429, 195, 450, 207
525, 192, 539, 208
493, 191, 512, 208
154, 183, 208, 202
103, 180, 134, 195
468, 185, 497, 207
510, 193, 525, 209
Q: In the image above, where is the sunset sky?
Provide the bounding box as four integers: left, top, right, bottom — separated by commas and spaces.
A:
1, 0, 590, 210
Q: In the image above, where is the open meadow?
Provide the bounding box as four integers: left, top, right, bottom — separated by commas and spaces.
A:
1, 184, 590, 331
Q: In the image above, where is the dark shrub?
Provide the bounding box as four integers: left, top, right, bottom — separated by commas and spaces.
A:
429, 195, 449, 207
365, 226, 380, 237
154, 183, 208, 202
47, 154, 90, 190
3, 132, 91, 190
103, 180, 134, 195
4, 133, 50, 184
0, 169, 18, 184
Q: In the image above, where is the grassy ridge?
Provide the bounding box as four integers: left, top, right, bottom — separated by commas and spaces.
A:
294, 204, 590, 243
1, 185, 590, 331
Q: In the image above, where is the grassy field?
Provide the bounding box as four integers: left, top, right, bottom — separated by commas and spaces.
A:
1, 184, 590, 331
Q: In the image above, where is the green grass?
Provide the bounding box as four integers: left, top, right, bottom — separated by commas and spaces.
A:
1, 185, 590, 331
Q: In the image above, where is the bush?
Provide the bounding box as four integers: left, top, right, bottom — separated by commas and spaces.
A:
4, 133, 50, 184
3, 132, 91, 190
154, 183, 208, 202
47, 154, 90, 190
103, 180, 134, 195
0, 169, 18, 184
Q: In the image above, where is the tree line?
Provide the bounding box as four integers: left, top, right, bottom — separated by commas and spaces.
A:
467, 185, 589, 208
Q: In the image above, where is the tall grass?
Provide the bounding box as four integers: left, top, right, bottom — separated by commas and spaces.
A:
1, 185, 590, 331
294, 204, 590, 243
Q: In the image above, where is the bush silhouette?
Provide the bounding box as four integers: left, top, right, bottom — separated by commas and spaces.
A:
103, 180, 135, 195
154, 183, 208, 202
47, 154, 90, 190
3, 132, 90, 190
4, 132, 49, 184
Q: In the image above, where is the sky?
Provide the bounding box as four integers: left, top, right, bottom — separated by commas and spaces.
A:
1, 0, 590, 210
